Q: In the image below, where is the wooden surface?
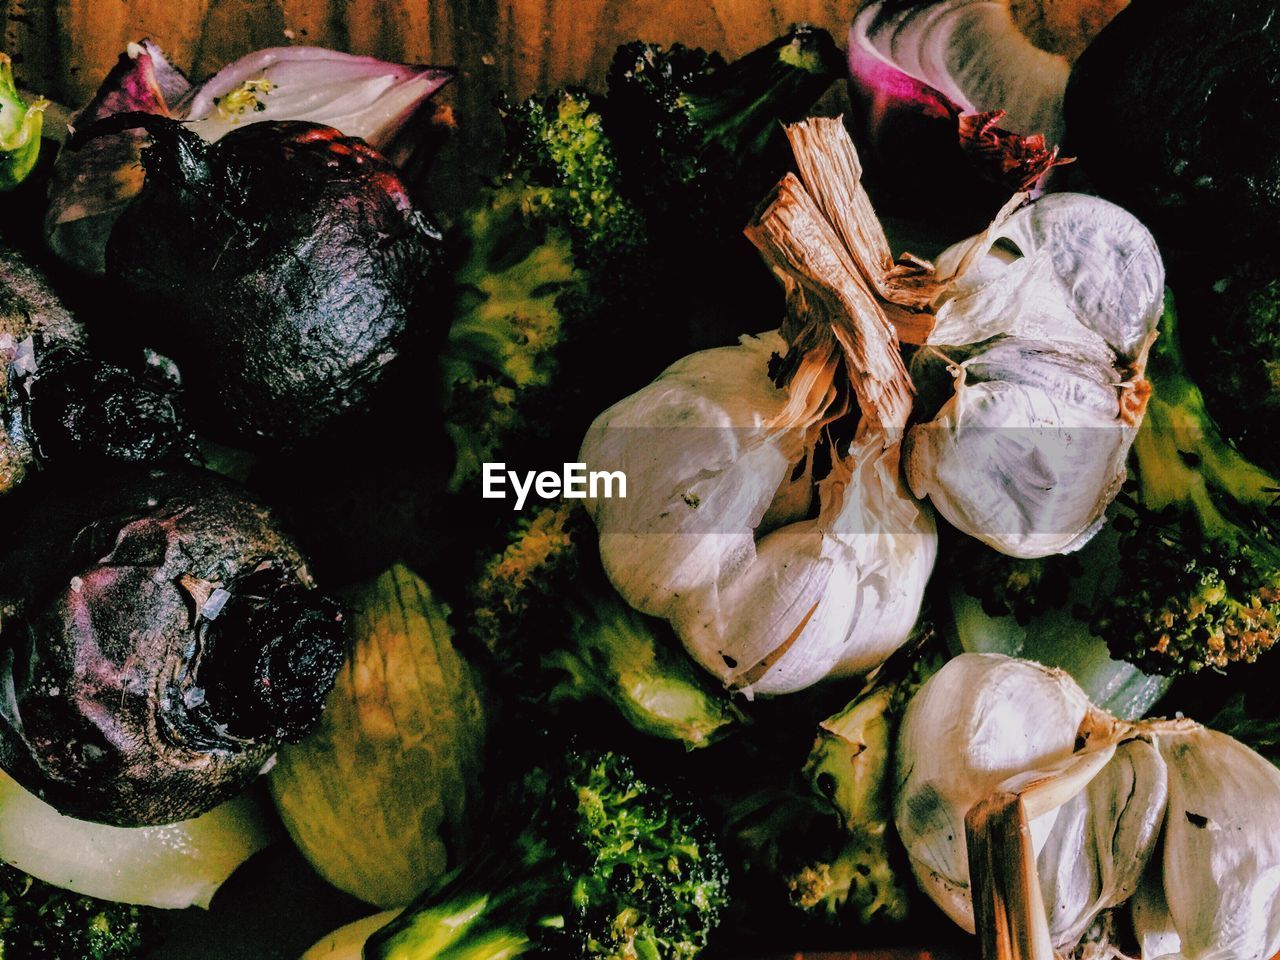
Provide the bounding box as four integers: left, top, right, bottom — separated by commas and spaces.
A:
4, 0, 854, 209
3, 0, 1124, 209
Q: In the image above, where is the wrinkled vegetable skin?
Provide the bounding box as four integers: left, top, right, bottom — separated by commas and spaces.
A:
0, 468, 344, 826
0, 244, 84, 493
108, 121, 441, 446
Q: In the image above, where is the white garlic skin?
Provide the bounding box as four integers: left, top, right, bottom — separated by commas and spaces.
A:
1037, 736, 1168, 951
580, 332, 935, 695
893, 653, 1093, 930
673, 436, 936, 695
580, 333, 797, 619
1151, 726, 1280, 960
906, 193, 1164, 559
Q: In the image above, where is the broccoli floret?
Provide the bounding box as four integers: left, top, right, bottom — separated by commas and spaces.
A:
1091, 295, 1280, 675
468, 503, 741, 748
441, 34, 844, 489
0, 865, 150, 959
791, 634, 945, 925
951, 531, 1083, 625
440, 90, 651, 491
605, 26, 843, 233
1193, 265, 1280, 474
365, 748, 729, 959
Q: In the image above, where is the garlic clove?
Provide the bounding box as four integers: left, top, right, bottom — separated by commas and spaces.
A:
894, 653, 1098, 930
905, 373, 1130, 558
673, 437, 936, 695
580, 332, 796, 619
931, 193, 1164, 361
1037, 736, 1168, 951
1155, 725, 1280, 960
1131, 860, 1182, 960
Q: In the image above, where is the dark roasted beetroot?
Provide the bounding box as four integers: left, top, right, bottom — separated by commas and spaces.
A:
0, 467, 347, 826
102, 116, 441, 447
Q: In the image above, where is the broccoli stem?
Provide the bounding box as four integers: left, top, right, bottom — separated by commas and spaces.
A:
680, 26, 844, 167
544, 596, 743, 748
1134, 299, 1280, 529
368, 850, 550, 959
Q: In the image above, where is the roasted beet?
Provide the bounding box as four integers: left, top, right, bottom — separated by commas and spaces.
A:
0, 467, 347, 826
101, 115, 442, 447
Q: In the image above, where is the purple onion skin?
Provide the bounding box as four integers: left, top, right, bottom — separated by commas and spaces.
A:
846, 29, 1063, 225
0, 467, 347, 826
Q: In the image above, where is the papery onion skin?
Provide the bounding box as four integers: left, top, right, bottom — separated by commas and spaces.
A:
846, 0, 1079, 221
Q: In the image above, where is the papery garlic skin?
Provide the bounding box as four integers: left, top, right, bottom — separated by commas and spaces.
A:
1154, 726, 1280, 960
906, 194, 1164, 558
672, 436, 936, 694
893, 653, 1094, 929
582, 332, 934, 696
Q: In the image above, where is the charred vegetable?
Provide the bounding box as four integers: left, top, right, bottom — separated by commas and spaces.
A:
101, 115, 442, 447
45, 41, 451, 275
1, 244, 194, 495
0, 243, 83, 492
0, 467, 346, 826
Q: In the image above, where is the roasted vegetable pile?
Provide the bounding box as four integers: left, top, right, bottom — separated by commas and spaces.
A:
3, 7, 1280, 960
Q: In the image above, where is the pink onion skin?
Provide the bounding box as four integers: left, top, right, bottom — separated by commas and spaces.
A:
846, 8, 1067, 225
44, 41, 188, 275
176, 47, 453, 166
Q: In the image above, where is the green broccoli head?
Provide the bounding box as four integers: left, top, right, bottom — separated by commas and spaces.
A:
499, 89, 649, 268
951, 532, 1083, 625
1092, 295, 1280, 675
605, 26, 843, 233
440, 90, 652, 491
366, 748, 730, 960
468, 503, 741, 748
0, 865, 150, 960
791, 634, 945, 925
1196, 265, 1280, 473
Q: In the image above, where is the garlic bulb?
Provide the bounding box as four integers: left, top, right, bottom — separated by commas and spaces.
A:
580, 119, 935, 695
893, 653, 1106, 930
904, 193, 1164, 558
899, 652, 1280, 960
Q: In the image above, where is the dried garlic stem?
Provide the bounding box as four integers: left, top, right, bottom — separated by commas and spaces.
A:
966, 791, 1057, 960
746, 173, 913, 435
784, 118, 940, 343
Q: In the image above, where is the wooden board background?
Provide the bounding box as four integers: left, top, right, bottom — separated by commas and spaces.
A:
3, 0, 1122, 209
